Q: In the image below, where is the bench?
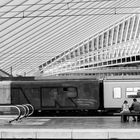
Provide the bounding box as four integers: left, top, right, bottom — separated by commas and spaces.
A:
114, 112, 140, 122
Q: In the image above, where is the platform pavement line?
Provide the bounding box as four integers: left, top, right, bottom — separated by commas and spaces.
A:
0, 128, 140, 139
108, 129, 140, 139
71, 129, 109, 139
72, 129, 140, 139
29, 116, 120, 119
0, 128, 72, 139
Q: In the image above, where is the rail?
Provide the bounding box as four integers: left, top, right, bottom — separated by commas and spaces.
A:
25, 104, 34, 117
18, 104, 34, 120
16, 105, 27, 120
0, 104, 34, 123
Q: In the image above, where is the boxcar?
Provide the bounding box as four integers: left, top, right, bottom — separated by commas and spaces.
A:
0, 79, 100, 114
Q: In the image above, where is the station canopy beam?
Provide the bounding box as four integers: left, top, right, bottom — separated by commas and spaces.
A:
37, 13, 140, 76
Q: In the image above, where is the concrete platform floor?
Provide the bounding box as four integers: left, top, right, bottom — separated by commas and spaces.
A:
0, 116, 140, 139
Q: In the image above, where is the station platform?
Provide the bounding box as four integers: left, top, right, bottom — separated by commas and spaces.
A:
0, 116, 140, 139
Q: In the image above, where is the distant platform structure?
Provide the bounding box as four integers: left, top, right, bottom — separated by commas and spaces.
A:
36, 65, 140, 80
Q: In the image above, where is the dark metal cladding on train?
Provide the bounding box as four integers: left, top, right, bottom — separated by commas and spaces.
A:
8, 79, 100, 112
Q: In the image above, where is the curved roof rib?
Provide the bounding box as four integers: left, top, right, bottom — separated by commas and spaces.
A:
1, 0, 140, 76
39, 13, 140, 76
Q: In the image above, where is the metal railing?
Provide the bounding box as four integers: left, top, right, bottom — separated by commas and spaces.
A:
0, 104, 34, 123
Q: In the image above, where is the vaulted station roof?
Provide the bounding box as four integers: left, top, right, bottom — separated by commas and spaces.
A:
1, 0, 140, 76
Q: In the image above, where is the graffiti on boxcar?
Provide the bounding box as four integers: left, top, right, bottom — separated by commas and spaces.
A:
41, 87, 78, 108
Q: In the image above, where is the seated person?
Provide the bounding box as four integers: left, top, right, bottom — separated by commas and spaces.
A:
120, 100, 130, 114
130, 98, 140, 121
120, 100, 130, 122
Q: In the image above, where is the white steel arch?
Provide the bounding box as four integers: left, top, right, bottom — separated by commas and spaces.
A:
37, 13, 140, 76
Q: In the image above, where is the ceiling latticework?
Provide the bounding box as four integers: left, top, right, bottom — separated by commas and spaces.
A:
1, 0, 140, 76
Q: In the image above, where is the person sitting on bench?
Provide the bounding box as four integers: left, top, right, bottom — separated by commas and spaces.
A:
120, 100, 130, 121
130, 98, 140, 121
120, 100, 130, 113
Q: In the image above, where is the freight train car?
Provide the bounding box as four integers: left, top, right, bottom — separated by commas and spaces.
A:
0, 78, 100, 115
1, 77, 140, 116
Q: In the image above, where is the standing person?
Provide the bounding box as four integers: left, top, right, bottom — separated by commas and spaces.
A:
130, 98, 140, 121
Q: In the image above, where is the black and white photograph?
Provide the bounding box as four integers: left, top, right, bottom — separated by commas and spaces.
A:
1, 0, 140, 139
